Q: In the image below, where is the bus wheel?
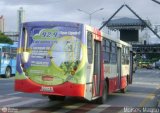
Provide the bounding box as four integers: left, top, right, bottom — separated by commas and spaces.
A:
121, 87, 127, 93
97, 82, 108, 104
48, 95, 65, 101
5, 67, 11, 78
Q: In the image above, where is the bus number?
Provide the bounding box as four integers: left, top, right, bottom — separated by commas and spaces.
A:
41, 32, 58, 38
40, 86, 54, 92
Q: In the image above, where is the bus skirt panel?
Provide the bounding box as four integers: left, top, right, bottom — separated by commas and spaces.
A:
108, 75, 127, 93
121, 76, 127, 89
15, 79, 85, 97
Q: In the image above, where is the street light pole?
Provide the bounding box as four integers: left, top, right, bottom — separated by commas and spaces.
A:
77, 8, 104, 25
151, 0, 160, 5
89, 14, 91, 25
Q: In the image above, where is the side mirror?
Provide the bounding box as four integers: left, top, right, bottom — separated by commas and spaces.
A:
21, 52, 30, 63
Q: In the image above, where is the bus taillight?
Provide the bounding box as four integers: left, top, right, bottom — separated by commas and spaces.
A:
21, 52, 30, 63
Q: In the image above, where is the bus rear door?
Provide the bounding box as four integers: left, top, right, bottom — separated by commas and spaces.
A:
117, 47, 121, 89
93, 41, 101, 96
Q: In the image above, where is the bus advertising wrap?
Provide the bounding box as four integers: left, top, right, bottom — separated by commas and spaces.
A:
16, 24, 87, 86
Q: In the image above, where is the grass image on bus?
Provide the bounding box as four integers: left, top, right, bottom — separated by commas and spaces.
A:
15, 21, 134, 104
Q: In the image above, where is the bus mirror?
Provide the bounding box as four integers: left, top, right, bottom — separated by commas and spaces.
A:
21, 52, 30, 63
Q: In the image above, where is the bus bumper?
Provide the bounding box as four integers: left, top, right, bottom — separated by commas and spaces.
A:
15, 79, 85, 97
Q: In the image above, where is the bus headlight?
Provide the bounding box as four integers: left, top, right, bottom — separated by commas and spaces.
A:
21, 52, 30, 63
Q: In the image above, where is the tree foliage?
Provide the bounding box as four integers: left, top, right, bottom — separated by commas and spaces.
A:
0, 32, 13, 44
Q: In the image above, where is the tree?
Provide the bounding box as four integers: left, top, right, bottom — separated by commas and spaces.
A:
0, 32, 13, 44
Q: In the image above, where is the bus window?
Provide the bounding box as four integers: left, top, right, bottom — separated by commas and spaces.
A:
122, 46, 129, 64
2, 46, 10, 59
110, 42, 117, 64
10, 47, 17, 59
87, 31, 93, 64
103, 39, 110, 63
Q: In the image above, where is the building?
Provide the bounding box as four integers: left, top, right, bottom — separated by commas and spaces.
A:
4, 32, 19, 42
154, 24, 160, 33
0, 15, 4, 32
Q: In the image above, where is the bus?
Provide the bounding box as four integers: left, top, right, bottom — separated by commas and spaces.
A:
0, 42, 17, 78
15, 21, 133, 103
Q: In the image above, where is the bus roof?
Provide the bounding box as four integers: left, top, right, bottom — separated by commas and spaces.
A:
0, 43, 11, 47
23, 21, 83, 27
22, 21, 131, 48
85, 24, 132, 48
0, 43, 18, 47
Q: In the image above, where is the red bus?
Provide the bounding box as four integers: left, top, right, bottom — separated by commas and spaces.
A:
15, 21, 133, 104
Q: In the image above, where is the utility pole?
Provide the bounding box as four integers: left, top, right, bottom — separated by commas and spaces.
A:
151, 0, 160, 4
77, 8, 104, 26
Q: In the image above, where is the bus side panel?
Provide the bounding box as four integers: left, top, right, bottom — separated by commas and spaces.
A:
121, 76, 127, 89
99, 43, 105, 97
0, 65, 5, 75
129, 51, 133, 84
120, 64, 129, 89
108, 77, 118, 93
104, 64, 118, 94
10, 59, 16, 74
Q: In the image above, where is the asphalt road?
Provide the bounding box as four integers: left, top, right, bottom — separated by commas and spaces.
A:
0, 68, 160, 113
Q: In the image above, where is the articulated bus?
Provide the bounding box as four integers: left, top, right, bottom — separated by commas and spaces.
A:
0, 43, 17, 78
15, 21, 133, 103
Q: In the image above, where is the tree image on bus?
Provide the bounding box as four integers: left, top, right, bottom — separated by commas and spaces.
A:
15, 21, 133, 104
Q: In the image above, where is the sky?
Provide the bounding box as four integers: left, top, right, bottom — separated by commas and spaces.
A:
0, 0, 160, 42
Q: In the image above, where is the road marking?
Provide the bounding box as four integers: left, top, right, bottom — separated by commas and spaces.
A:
98, 104, 111, 107
0, 97, 21, 103
17, 101, 60, 113
0, 78, 15, 80
139, 84, 160, 107
139, 93, 155, 107
53, 103, 85, 113
6, 92, 23, 96
6, 98, 43, 107
86, 104, 111, 113
1, 83, 13, 85
64, 103, 98, 113
134, 82, 160, 86
111, 91, 150, 97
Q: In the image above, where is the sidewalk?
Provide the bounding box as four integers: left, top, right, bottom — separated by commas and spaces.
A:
157, 95, 160, 107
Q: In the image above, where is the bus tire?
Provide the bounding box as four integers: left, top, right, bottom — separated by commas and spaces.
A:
121, 80, 127, 93
5, 67, 11, 78
48, 95, 65, 101
97, 82, 108, 104
121, 87, 127, 93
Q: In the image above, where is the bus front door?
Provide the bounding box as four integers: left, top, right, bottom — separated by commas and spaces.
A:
129, 51, 133, 84
117, 47, 121, 89
93, 41, 101, 96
